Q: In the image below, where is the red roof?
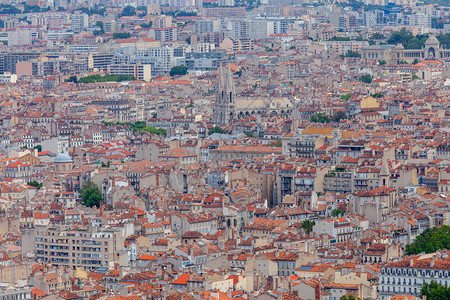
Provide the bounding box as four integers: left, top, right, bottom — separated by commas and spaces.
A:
32, 288, 46, 297
171, 273, 190, 285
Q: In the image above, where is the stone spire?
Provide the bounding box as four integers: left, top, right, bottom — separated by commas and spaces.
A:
226, 63, 235, 96
217, 63, 225, 93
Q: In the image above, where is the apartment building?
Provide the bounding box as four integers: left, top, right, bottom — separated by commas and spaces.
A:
35, 226, 125, 270
107, 64, 152, 82
150, 27, 179, 42
71, 12, 88, 33
378, 251, 450, 300
0, 285, 32, 300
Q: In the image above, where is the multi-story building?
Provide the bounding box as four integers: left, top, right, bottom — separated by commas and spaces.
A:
71, 12, 88, 33
282, 134, 317, 159
0, 285, 32, 300
35, 226, 125, 270
179, 52, 226, 73
7, 30, 32, 46
16, 58, 75, 77
411, 13, 431, 28
91, 99, 131, 123
91, 53, 115, 71
114, 46, 177, 75
150, 27, 179, 41
313, 217, 355, 243
379, 251, 450, 300
0, 72, 17, 83
323, 169, 353, 194
107, 63, 152, 82
0, 52, 40, 74
195, 19, 220, 35
3, 161, 33, 180
204, 7, 246, 18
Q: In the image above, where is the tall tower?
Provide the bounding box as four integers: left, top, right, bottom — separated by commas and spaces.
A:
214, 64, 235, 125
380, 158, 390, 187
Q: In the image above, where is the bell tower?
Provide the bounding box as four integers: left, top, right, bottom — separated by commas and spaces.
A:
214, 63, 235, 125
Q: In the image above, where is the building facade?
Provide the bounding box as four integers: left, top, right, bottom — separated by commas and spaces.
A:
379, 251, 450, 300
35, 226, 125, 270
362, 35, 450, 64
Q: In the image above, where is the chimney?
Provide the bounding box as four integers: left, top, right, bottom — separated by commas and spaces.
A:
314, 283, 320, 300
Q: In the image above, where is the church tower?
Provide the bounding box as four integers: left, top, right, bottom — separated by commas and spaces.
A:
380, 158, 390, 187
214, 64, 235, 125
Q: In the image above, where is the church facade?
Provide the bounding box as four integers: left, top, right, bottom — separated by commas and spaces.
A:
361, 35, 450, 64
214, 64, 294, 125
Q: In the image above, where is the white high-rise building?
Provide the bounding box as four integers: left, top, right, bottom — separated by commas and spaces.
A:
195, 19, 220, 35
248, 20, 275, 40
412, 13, 431, 29
8, 30, 32, 46
71, 12, 88, 33
219, 0, 234, 6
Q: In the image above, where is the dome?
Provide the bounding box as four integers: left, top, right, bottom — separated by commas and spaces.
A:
54, 153, 73, 163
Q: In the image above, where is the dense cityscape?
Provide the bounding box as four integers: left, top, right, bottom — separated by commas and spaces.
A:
0, 0, 448, 299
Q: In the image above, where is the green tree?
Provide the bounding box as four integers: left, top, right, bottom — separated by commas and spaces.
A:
330, 37, 351, 41
136, 5, 147, 16
412, 74, 420, 80
332, 209, 345, 217
103, 121, 166, 136
140, 21, 152, 28
371, 92, 383, 98
120, 5, 136, 17
95, 21, 103, 30
432, 17, 445, 29
359, 74, 373, 84
80, 181, 102, 208
93, 21, 104, 36
420, 281, 450, 300
33, 145, 42, 152
341, 296, 361, 300
208, 126, 226, 135
387, 28, 414, 47
27, 181, 43, 190
371, 33, 385, 40
310, 113, 331, 123
66, 75, 78, 83
405, 225, 450, 255
244, 131, 254, 138
78, 74, 135, 83
112, 32, 131, 39
340, 93, 351, 101
268, 139, 282, 147
332, 111, 348, 122
170, 65, 188, 76
378, 60, 386, 65
343, 50, 361, 58
302, 220, 315, 235
437, 33, 450, 49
